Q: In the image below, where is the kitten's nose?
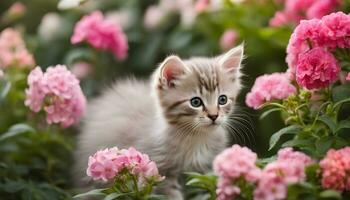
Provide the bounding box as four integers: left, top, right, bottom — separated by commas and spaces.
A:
208, 114, 218, 121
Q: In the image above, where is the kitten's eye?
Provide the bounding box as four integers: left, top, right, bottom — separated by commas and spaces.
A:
218, 95, 228, 105
190, 97, 203, 108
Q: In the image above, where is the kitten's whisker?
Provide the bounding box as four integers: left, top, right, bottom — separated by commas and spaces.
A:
227, 119, 255, 147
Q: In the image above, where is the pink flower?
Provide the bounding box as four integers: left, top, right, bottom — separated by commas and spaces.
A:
254, 172, 287, 200
7, 2, 26, 17
269, 11, 289, 27
213, 144, 259, 181
254, 148, 312, 200
320, 147, 350, 191
346, 73, 350, 81
143, 6, 165, 29
286, 12, 350, 71
246, 72, 296, 109
87, 147, 164, 183
0, 28, 35, 69
307, 0, 342, 19
70, 62, 91, 79
0, 69, 3, 78
71, 11, 128, 60
270, 0, 342, 27
216, 177, 241, 200
25, 65, 86, 127
220, 29, 239, 51
195, 0, 210, 13
296, 47, 340, 89
214, 145, 261, 199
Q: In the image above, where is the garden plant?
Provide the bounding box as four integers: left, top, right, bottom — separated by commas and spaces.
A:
0, 0, 350, 200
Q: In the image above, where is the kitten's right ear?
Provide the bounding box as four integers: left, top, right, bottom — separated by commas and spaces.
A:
159, 55, 186, 88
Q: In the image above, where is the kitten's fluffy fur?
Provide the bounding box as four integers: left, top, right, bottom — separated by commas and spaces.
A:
74, 45, 244, 199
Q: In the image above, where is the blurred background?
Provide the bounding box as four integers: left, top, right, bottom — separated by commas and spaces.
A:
0, 0, 348, 199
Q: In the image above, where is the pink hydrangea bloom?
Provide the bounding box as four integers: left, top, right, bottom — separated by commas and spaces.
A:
7, 2, 26, 17
307, 0, 342, 19
216, 177, 241, 200
87, 147, 164, 183
213, 144, 260, 181
71, 11, 128, 60
220, 29, 239, 51
70, 61, 91, 79
286, 12, 350, 71
0, 28, 35, 69
270, 0, 342, 27
25, 65, 86, 127
320, 147, 350, 191
346, 73, 350, 81
213, 145, 261, 199
255, 148, 312, 200
296, 47, 340, 89
246, 72, 296, 109
254, 171, 287, 200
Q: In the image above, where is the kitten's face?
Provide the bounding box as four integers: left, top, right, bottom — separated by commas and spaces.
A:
154, 45, 243, 131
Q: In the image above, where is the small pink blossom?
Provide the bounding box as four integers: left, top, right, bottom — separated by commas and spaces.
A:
346, 73, 350, 81
307, 0, 342, 19
213, 145, 261, 199
220, 29, 239, 51
296, 47, 340, 89
71, 11, 128, 60
216, 177, 241, 200
254, 148, 312, 200
320, 147, 350, 191
70, 62, 91, 79
270, 0, 342, 27
195, 0, 210, 13
25, 65, 86, 127
7, 2, 26, 17
0, 28, 35, 69
143, 6, 165, 29
246, 72, 296, 109
87, 147, 164, 183
0, 69, 3, 78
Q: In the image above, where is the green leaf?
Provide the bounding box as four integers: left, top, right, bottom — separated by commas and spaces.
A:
73, 189, 106, 199
0, 123, 36, 141
146, 194, 167, 200
316, 137, 333, 155
0, 81, 11, 100
259, 108, 282, 120
269, 125, 301, 151
104, 193, 125, 200
282, 138, 313, 148
332, 84, 350, 102
319, 190, 342, 199
318, 115, 336, 133
335, 119, 350, 133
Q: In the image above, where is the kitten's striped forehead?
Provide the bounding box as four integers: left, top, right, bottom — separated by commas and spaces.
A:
184, 59, 220, 94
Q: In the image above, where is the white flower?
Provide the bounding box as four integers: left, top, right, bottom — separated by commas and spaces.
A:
58, 0, 86, 10
38, 13, 63, 41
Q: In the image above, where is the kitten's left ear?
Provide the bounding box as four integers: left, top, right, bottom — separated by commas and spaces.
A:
218, 43, 244, 74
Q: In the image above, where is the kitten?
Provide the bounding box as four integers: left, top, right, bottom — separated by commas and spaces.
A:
74, 45, 244, 199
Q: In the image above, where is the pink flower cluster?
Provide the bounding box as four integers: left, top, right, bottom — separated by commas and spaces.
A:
71, 11, 128, 60
346, 73, 350, 81
0, 28, 34, 69
320, 147, 350, 191
25, 65, 86, 127
213, 146, 312, 200
254, 148, 312, 200
220, 29, 239, 51
270, 0, 342, 27
287, 12, 350, 89
246, 72, 297, 109
87, 147, 164, 184
213, 145, 260, 200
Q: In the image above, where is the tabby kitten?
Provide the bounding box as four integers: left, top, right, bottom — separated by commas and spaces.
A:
74, 45, 244, 199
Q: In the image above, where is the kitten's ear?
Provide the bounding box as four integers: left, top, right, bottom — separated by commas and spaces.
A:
218, 44, 244, 74
159, 55, 187, 88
